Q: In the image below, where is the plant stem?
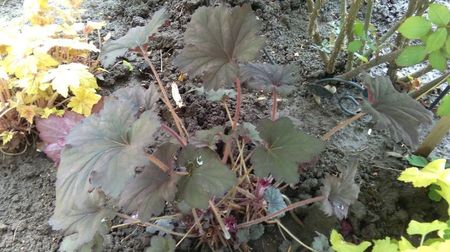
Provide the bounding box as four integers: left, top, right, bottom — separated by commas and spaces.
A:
161, 123, 187, 147
271, 89, 278, 121
415, 116, 450, 157
233, 79, 242, 130
336, 49, 401, 80
138, 47, 188, 141
326, 0, 363, 74
237, 196, 325, 229
398, 64, 432, 83
209, 200, 231, 240
360, 0, 373, 57
321, 112, 365, 141
410, 72, 450, 99
307, 0, 329, 64
116, 212, 197, 237
147, 153, 170, 173
276, 220, 317, 252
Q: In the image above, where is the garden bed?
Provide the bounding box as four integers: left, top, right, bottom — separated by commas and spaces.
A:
0, 0, 449, 251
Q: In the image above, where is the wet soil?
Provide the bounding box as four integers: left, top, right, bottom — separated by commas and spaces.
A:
1, 0, 449, 251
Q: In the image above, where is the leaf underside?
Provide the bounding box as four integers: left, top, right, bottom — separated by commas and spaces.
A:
99, 8, 169, 67
361, 75, 433, 147
176, 145, 237, 209
320, 159, 360, 220
173, 5, 264, 90
119, 143, 180, 221
264, 186, 287, 216
251, 117, 325, 184
36, 111, 84, 163
241, 63, 298, 96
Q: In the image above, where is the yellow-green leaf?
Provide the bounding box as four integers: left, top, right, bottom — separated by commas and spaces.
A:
407, 220, 447, 238
68, 87, 101, 116
330, 230, 371, 252
372, 237, 398, 252
41, 63, 97, 98
0, 131, 15, 145
398, 159, 447, 187
398, 237, 414, 250
437, 95, 450, 116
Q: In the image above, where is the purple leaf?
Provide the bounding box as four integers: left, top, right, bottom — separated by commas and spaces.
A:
241, 63, 298, 96
173, 5, 264, 90
320, 159, 360, 220
36, 111, 84, 163
361, 75, 433, 147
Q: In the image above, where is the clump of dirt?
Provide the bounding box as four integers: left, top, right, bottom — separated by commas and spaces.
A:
1, 0, 449, 251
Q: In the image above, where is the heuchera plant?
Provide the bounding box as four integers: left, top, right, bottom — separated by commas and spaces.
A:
0, 0, 102, 151
43, 5, 365, 251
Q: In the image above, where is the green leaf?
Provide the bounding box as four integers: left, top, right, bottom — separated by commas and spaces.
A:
446, 37, 450, 55
321, 159, 360, 220
396, 46, 427, 66
240, 63, 298, 96
119, 143, 180, 221
173, 5, 264, 90
348, 40, 363, 53
398, 159, 447, 187
249, 224, 265, 240
406, 155, 429, 167
236, 228, 251, 244
176, 145, 237, 208
99, 8, 168, 67
437, 95, 450, 116
264, 186, 287, 216
238, 122, 263, 144
251, 117, 325, 183
236, 224, 265, 243
426, 28, 447, 52
352, 21, 365, 37
398, 16, 432, 39
190, 126, 226, 150
428, 4, 450, 26
330, 229, 371, 252
407, 220, 447, 239
312, 232, 333, 252
428, 184, 442, 202
145, 236, 176, 252
193, 87, 237, 101
429, 50, 447, 71
361, 75, 433, 147
372, 237, 398, 252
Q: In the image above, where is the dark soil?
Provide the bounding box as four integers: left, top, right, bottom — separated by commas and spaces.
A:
1, 0, 449, 251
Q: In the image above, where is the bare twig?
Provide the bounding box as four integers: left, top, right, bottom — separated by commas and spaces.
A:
336, 49, 401, 80
321, 113, 365, 141
326, 0, 363, 73
138, 47, 188, 141
276, 220, 318, 252
409, 72, 450, 99
237, 196, 325, 229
